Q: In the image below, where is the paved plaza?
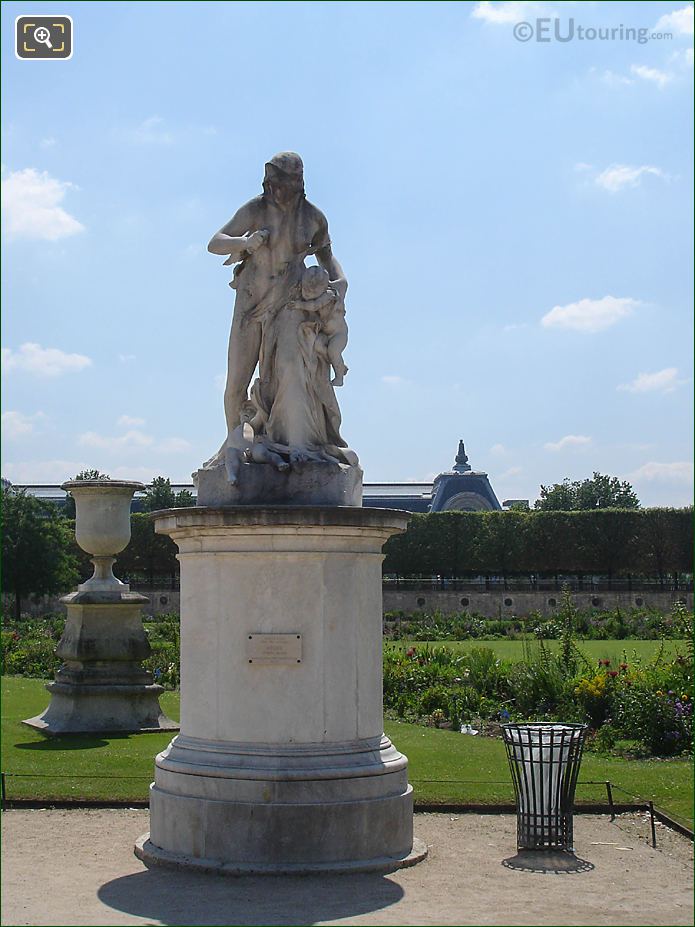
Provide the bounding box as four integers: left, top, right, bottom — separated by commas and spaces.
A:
2, 810, 692, 926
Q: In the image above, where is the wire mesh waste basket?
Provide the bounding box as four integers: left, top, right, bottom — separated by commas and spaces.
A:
502, 723, 587, 851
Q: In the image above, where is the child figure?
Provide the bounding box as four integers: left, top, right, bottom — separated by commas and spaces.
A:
224, 400, 289, 484
291, 264, 349, 386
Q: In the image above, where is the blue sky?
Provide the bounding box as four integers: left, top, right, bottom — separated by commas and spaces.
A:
2, 0, 693, 506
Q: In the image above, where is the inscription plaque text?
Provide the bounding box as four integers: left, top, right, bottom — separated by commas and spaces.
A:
247, 633, 302, 664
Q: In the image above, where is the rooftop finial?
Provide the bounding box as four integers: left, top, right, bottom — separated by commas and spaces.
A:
453, 440, 471, 473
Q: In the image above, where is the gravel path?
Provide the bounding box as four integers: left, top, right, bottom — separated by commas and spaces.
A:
2, 810, 692, 926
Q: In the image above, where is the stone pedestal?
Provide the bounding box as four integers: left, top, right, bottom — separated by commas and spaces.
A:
23, 590, 178, 735
136, 506, 426, 874
194, 458, 363, 507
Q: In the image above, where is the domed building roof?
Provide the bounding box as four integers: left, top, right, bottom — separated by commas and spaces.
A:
429, 441, 502, 512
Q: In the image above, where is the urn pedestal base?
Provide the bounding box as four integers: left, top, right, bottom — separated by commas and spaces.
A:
139, 506, 425, 873
23, 591, 178, 736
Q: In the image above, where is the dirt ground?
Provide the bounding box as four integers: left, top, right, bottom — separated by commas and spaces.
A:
2, 810, 692, 926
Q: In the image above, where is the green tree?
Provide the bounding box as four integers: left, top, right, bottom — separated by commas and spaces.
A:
1, 488, 79, 619
524, 511, 578, 586
573, 509, 642, 586
140, 477, 195, 512
475, 511, 527, 587
117, 513, 179, 585
535, 472, 640, 511
636, 508, 694, 588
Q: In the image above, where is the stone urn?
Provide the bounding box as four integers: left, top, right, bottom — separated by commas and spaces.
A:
62, 479, 143, 591
22, 478, 178, 735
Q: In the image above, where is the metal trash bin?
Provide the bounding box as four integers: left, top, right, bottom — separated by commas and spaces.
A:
502, 722, 587, 851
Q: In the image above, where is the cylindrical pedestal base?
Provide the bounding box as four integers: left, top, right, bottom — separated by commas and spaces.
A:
143, 506, 424, 872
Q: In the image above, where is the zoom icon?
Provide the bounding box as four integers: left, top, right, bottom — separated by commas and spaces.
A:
16, 16, 73, 59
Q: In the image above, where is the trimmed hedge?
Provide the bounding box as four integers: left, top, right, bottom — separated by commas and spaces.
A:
382, 508, 693, 579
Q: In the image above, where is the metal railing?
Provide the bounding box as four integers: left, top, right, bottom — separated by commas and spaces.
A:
382, 576, 693, 593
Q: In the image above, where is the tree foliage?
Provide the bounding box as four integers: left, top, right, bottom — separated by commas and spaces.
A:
116, 514, 179, 584
535, 472, 640, 511
1, 488, 79, 618
140, 477, 195, 513
383, 508, 692, 578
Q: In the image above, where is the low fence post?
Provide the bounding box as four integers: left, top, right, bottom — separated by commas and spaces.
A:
649, 801, 657, 848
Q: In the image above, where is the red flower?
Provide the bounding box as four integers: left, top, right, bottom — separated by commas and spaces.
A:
406, 648, 416, 658
619, 663, 628, 671
608, 670, 618, 678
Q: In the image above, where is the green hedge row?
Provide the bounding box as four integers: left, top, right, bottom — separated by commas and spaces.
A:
382, 508, 693, 578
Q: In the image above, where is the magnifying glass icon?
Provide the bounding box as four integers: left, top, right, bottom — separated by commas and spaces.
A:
33, 26, 53, 49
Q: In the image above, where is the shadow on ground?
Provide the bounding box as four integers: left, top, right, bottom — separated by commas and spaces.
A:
98, 865, 404, 926
14, 737, 110, 750
502, 850, 594, 873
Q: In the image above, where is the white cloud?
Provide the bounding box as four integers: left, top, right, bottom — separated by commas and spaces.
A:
40, 137, 56, 149
599, 69, 634, 87
2, 343, 92, 377
381, 375, 405, 385
117, 414, 146, 428
499, 466, 523, 479
214, 373, 226, 392
1, 459, 87, 483
544, 435, 592, 452
541, 296, 639, 333
129, 115, 173, 145
1, 411, 43, 439
159, 437, 191, 453
595, 163, 667, 193
654, 5, 694, 36
78, 429, 190, 454
118, 353, 136, 364
630, 64, 674, 89
490, 443, 507, 456
627, 461, 694, 483
471, 1, 551, 24
618, 367, 684, 394
1, 167, 84, 241
78, 429, 153, 451
574, 162, 594, 172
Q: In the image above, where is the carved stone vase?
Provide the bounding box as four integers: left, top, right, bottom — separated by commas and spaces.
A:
23, 480, 178, 735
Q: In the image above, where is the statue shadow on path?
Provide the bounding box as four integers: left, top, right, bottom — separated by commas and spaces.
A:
502, 849, 594, 873
98, 865, 405, 926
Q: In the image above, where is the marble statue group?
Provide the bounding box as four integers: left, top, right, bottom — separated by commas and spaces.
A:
204, 152, 358, 484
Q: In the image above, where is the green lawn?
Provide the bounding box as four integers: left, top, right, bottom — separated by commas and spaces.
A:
392, 721, 693, 828
2, 677, 692, 828
390, 639, 688, 663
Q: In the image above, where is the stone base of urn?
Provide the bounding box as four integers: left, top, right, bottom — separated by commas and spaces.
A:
136, 506, 426, 874
23, 590, 178, 735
